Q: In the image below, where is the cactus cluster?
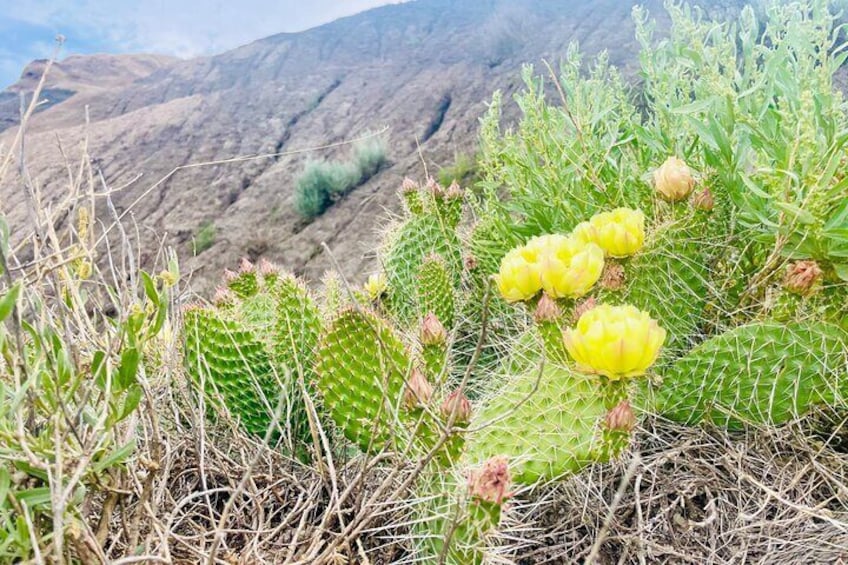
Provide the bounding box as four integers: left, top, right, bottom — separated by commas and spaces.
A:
180, 2, 848, 561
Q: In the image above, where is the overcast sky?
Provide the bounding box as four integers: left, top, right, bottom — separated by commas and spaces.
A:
0, 0, 401, 89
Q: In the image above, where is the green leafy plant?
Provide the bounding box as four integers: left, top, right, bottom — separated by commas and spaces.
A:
294, 136, 388, 219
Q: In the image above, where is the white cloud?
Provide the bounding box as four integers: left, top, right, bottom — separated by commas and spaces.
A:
6, 0, 403, 58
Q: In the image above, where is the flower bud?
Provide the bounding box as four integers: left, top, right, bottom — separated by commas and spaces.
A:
213, 286, 236, 306
468, 456, 512, 505
420, 312, 447, 346
364, 272, 388, 301
692, 187, 714, 211
426, 177, 444, 199
600, 261, 625, 291
441, 389, 472, 424
604, 400, 636, 433
533, 293, 561, 324
464, 255, 478, 272
239, 257, 255, 273
258, 258, 278, 276
783, 260, 823, 296
401, 177, 419, 192
446, 180, 463, 199
223, 269, 238, 283
403, 368, 433, 409
572, 297, 597, 324
654, 156, 695, 202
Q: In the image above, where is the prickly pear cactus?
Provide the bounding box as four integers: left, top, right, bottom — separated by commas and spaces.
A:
653, 320, 848, 428
314, 307, 413, 452
182, 259, 322, 458
382, 179, 463, 325
183, 306, 279, 437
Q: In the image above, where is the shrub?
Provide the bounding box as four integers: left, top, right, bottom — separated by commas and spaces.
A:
294, 136, 387, 219
193, 220, 216, 254
437, 151, 478, 188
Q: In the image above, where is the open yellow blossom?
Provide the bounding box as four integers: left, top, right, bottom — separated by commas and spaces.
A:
495, 245, 543, 302
563, 304, 666, 379
364, 272, 388, 301
578, 208, 645, 258
540, 237, 604, 299
525, 233, 570, 256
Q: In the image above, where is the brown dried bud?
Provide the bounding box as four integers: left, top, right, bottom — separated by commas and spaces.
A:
783, 260, 823, 296
403, 368, 433, 410
604, 400, 636, 433
600, 262, 625, 291
468, 456, 512, 505
441, 389, 472, 424
692, 187, 714, 212
533, 293, 561, 323
464, 255, 478, 271
420, 312, 448, 346
572, 297, 597, 324
446, 180, 463, 199
239, 257, 255, 273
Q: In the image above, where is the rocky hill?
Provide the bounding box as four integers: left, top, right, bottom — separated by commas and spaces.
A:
0, 0, 745, 294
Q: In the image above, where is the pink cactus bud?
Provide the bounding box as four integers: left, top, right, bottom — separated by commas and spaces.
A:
213, 286, 236, 306
239, 257, 255, 273
403, 368, 433, 410
783, 260, 823, 296
426, 177, 445, 198
692, 187, 714, 211
600, 262, 625, 291
533, 293, 561, 323
468, 456, 512, 505
446, 180, 463, 199
572, 297, 597, 324
401, 177, 419, 193
258, 258, 278, 276
420, 312, 448, 346
441, 389, 472, 424
223, 269, 238, 283
604, 400, 636, 433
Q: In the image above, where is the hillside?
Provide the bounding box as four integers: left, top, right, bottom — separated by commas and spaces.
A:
0, 0, 742, 294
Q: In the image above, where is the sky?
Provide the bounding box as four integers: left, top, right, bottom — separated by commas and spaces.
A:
0, 0, 400, 89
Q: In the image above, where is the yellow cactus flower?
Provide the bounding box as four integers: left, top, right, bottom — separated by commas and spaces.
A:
540, 237, 604, 299
364, 272, 388, 301
580, 208, 645, 258
563, 304, 666, 379
495, 245, 543, 302
525, 233, 570, 256
654, 156, 695, 201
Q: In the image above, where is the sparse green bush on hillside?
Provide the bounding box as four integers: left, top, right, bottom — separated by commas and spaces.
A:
294, 136, 387, 219
438, 151, 479, 188
192, 219, 216, 254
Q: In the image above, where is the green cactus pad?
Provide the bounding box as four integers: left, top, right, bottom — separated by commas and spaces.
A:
653, 321, 848, 428
466, 362, 616, 484
623, 225, 710, 361
418, 255, 456, 328
314, 308, 413, 452
383, 215, 462, 324
183, 306, 280, 436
